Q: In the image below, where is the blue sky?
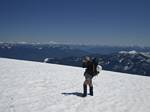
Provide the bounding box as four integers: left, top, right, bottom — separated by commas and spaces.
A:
0, 0, 150, 46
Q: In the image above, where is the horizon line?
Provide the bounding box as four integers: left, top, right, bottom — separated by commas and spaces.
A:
0, 41, 150, 47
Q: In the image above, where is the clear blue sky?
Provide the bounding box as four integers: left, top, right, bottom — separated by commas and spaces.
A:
0, 0, 150, 46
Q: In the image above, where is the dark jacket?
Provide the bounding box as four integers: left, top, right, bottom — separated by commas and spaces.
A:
82, 61, 94, 74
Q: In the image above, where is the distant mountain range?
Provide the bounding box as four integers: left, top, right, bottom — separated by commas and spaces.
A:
0, 42, 150, 76
0, 42, 89, 61
44, 51, 150, 76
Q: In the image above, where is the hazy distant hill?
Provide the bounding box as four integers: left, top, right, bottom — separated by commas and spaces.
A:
0, 43, 89, 61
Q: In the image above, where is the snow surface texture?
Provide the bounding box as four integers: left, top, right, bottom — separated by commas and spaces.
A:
0, 58, 150, 112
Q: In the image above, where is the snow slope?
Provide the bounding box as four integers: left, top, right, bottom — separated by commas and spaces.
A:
0, 58, 150, 112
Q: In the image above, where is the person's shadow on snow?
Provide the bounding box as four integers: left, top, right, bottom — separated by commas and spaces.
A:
61, 92, 83, 97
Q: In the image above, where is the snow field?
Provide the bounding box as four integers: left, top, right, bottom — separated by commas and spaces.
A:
0, 58, 150, 112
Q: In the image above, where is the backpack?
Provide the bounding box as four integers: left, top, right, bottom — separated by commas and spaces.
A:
92, 58, 102, 76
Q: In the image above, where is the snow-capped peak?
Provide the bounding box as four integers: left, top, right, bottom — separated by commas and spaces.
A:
128, 50, 137, 54
48, 41, 60, 45
119, 50, 137, 54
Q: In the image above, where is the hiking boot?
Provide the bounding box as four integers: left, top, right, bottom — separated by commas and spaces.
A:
82, 84, 87, 97
90, 86, 93, 96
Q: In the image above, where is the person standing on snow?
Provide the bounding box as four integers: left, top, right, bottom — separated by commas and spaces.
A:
82, 56, 95, 97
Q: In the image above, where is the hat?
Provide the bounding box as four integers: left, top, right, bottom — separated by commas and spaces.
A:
85, 56, 91, 61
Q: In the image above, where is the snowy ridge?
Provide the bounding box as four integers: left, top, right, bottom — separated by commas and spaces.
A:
0, 58, 150, 112
119, 50, 137, 54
